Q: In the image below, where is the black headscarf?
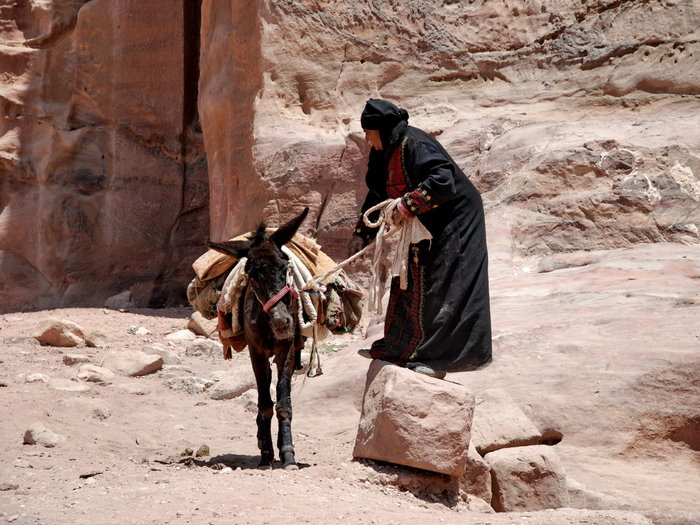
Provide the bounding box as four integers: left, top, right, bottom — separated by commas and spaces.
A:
360, 99, 409, 150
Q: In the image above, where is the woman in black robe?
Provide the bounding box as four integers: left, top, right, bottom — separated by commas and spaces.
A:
349, 99, 492, 378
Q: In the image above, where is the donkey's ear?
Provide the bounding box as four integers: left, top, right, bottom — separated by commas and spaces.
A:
270, 207, 309, 248
206, 239, 254, 259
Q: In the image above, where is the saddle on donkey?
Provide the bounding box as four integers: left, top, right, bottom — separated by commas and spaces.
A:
187, 231, 363, 359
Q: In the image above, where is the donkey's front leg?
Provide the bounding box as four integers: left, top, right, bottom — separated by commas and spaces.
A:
276, 347, 297, 470
250, 352, 274, 468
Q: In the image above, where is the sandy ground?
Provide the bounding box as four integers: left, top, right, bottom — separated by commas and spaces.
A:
1, 243, 699, 525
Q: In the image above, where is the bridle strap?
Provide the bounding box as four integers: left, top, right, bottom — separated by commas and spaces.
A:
262, 284, 298, 313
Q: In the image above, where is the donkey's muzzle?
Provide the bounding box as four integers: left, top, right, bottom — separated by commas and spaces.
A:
269, 309, 294, 340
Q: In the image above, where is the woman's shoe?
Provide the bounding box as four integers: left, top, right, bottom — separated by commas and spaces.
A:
357, 349, 373, 359
408, 363, 447, 379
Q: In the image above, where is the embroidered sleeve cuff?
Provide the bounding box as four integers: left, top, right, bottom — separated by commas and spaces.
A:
402, 187, 439, 215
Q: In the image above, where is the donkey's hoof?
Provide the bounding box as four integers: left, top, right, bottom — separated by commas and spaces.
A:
283, 463, 299, 471
257, 458, 274, 470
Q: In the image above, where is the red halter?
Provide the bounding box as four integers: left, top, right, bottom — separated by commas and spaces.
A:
262, 284, 299, 313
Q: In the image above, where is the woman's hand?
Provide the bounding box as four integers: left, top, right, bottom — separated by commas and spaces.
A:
391, 198, 411, 226
347, 235, 364, 257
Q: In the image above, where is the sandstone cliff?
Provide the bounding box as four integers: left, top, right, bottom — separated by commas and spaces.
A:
1, 0, 699, 312
1, 1, 207, 310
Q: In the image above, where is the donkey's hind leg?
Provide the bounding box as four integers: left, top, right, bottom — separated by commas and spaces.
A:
250, 352, 274, 468
275, 347, 298, 470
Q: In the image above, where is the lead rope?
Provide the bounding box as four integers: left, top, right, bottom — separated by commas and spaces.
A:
306, 323, 323, 377
302, 199, 400, 314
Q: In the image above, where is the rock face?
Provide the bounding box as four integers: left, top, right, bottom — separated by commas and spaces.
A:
0, 1, 208, 312
200, 0, 700, 265
354, 360, 475, 476
2, 1, 699, 312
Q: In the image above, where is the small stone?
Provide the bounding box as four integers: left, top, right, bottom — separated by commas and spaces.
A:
185, 338, 221, 356
188, 312, 217, 337
0, 483, 19, 491
23, 422, 66, 448
195, 444, 210, 457
166, 329, 197, 342
117, 383, 151, 395
164, 376, 214, 395
93, 405, 112, 421
79, 470, 103, 479
104, 290, 134, 310
26, 373, 50, 384
48, 378, 91, 392
181, 448, 194, 457
33, 318, 86, 347
142, 344, 181, 365
63, 354, 91, 366
84, 330, 107, 348
101, 350, 163, 377
208, 374, 256, 400
76, 365, 116, 385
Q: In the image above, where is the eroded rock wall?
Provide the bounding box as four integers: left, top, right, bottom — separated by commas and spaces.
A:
0, 0, 207, 311
201, 0, 700, 265
2, 0, 699, 311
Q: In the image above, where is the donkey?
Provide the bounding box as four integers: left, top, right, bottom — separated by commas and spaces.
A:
207, 207, 309, 470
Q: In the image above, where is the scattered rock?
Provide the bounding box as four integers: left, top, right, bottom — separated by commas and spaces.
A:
48, 378, 91, 393
26, 373, 50, 384
354, 360, 475, 476
237, 389, 259, 413
163, 376, 214, 394
104, 290, 134, 310
76, 364, 116, 385
32, 318, 86, 347
470, 388, 543, 455
195, 444, 210, 457
63, 354, 91, 366
83, 330, 107, 348
485, 445, 570, 512
127, 326, 151, 336
23, 422, 66, 448
209, 370, 230, 382
185, 338, 221, 357
459, 442, 492, 504
161, 365, 195, 377
101, 350, 164, 377
166, 329, 197, 343
0, 483, 19, 491
463, 494, 495, 513
142, 344, 181, 365
79, 470, 103, 479
208, 374, 256, 400
4, 336, 40, 347
116, 383, 151, 396
181, 447, 194, 457
188, 312, 217, 337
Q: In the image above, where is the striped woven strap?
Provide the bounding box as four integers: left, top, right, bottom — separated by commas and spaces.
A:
262, 284, 298, 313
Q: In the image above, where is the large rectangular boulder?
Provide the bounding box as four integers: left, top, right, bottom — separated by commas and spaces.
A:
353, 360, 475, 476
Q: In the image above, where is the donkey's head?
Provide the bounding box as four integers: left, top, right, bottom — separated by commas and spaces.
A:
207, 207, 309, 341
